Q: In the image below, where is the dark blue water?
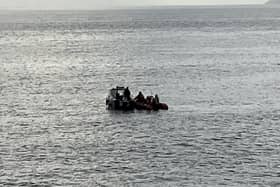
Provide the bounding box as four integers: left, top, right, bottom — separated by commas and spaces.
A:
1, 7, 280, 186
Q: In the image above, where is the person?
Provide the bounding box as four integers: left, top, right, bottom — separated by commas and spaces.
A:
155, 94, 159, 104
146, 96, 153, 105
124, 87, 131, 101
145, 96, 154, 110
134, 91, 145, 103
116, 92, 120, 100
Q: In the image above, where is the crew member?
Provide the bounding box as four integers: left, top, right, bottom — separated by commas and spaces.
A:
124, 87, 131, 100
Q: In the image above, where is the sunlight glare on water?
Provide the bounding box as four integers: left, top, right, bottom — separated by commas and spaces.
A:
1, 7, 280, 186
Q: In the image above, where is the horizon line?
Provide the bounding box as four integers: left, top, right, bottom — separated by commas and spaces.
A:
0, 4, 274, 11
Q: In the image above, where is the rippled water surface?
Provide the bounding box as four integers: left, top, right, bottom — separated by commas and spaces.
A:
1, 7, 280, 186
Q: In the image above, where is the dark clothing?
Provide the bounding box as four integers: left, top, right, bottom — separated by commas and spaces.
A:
146, 96, 153, 105
155, 94, 159, 104
124, 87, 131, 100
134, 92, 145, 103
116, 92, 120, 99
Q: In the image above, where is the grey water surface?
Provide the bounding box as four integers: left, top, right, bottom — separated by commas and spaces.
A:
1, 7, 280, 186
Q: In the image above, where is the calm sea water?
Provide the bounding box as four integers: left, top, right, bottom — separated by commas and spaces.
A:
1, 7, 280, 186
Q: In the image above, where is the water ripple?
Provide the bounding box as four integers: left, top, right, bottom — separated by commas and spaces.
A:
1, 8, 280, 186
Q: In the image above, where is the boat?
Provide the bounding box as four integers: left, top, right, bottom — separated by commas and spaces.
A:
106, 86, 168, 111
134, 95, 168, 111
106, 87, 135, 111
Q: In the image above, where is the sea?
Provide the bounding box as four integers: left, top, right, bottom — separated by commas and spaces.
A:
1, 6, 280, 186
